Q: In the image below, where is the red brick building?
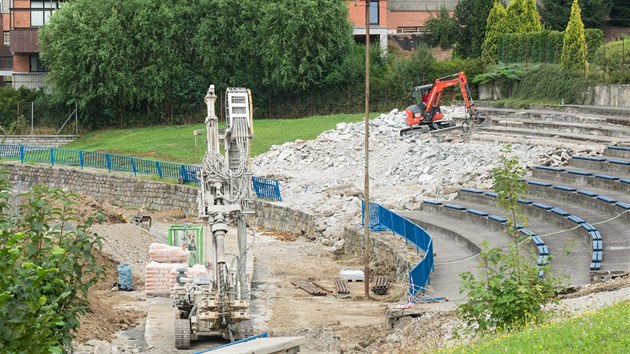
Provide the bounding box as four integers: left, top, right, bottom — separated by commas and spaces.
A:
1, 0, 62, 89
347, 0, 459, 50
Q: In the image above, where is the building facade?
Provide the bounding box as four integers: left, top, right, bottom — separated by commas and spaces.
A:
347, 0, 459, 48
1, 0, 61, 89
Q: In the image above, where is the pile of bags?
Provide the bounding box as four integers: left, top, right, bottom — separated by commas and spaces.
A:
148, 243, 188, 263
145, 243, 210, 296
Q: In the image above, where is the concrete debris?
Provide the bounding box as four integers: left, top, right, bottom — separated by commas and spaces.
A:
253, 107, 573, 248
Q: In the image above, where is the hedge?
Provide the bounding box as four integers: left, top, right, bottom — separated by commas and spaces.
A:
496, 29, 604, 64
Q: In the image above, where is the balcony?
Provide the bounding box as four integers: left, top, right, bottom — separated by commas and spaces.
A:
10, 28, 39, 53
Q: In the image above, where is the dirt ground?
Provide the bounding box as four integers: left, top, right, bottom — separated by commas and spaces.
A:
73, 203, 404, 353
73, 201, 630, 353
251, 230, 401, 353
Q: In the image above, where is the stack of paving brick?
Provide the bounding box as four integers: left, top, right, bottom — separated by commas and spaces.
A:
145, 243, 188, 296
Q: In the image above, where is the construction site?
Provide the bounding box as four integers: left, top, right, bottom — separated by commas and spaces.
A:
1, 79, 628, 353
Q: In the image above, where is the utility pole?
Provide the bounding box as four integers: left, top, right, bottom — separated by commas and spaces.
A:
363, 0, 371, 299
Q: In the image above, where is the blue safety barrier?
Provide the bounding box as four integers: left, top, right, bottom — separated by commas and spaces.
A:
252, 176, 283, 202
361, 201, 434, 298
0, 144, 281, 201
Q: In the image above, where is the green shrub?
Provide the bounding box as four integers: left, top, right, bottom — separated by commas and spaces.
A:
511, 65, 594, 103
0, 182, 103, 352
425, 5, 459, 49
458, 146, 563, 332
593, 39, 630, 68
496, 29, 603, 64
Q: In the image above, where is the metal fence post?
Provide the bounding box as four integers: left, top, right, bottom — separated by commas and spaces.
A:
131, 159, 137, 177
19, 145, 24, 164
79, 151, 84, 169
156, 161, 163, 178
50, 148, 54, 167
180, 165, 187, 183
106, 153, 111, 173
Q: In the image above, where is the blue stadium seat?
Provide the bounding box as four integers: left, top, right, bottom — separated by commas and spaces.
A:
577, 189, 598, 197
537, 245, 549, 255
553, 185, 577, 192
567, 169, 593, 176
594, 174, 619, 181
532, 202, 553, 210
591, 251, 603, 262
527, 180, 552, 187
483, 191, 498, 198
517, 198, 533, 204
607, 145, 630, 151
460, 188, 484, 194
590, 262, 601, 270
443, 203, 466, 210
551, 208, 570, 216
608, 159, 630, 165
572, 156, 606, 161
592, 240, 603, 251
535, 166, 565, 172
580, 223, 597, 232
616, 202, 630, 210
567, 215, 585, 224
423, 200, 442, 205
532, 237, 545, 246
589, 230, 602, 241
596, 195, 617, 204
488, 215, 508, 223
467, 209, 489, 217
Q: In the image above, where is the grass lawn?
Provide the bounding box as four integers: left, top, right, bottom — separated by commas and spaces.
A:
65, 113, 376, 164
442, 300, 630, 353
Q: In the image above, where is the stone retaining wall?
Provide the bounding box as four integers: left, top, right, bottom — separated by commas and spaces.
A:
4, 162, 416, 282
343, 226, 419, 283
4, 163, 198, 215
0, 135, 78, 147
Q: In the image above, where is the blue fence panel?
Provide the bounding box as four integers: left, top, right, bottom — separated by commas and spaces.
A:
109, 154, 134, 172
0, 144, 282, 202
252, 176, 282, 202
0, 144, 22, 159
53, 148, 81, 166
134, 158, 160, 175
22, 146, 51, 163
82, 151, 108, 168
364, 201, 434, 298
184, 165, 202, 183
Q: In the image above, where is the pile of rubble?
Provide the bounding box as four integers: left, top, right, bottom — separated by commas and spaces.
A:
253, 107, 595, 247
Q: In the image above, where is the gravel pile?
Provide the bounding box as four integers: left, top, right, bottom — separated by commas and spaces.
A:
92, 224, 159, 276
253, 107, 572, 247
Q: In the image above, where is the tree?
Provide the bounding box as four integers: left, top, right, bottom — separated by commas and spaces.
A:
561, 0, 588, 73
540, 0, 613, 30
425, 6, 459, 49
454, 0, 495, 58
506, 0, 542, 33
39, 0, 353, 124
482, 2, 509, 65
458, 146, 562, 332
0, 181, 103, 352
256, 0, 353, 91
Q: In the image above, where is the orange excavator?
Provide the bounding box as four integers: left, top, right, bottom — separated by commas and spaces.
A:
400, 71, 489, 136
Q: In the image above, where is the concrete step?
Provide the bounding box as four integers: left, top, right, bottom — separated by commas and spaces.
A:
477, 126, 630, 145
477, 106, 630, 124
524, 179, 630, 225
605, 145, 630, 160
393, 211, 480, 303
454, 193, 591, 285
531, 166, 630, 196
458, 190, 629, 278
569, 156, 630, 175
489, 118, 630, 139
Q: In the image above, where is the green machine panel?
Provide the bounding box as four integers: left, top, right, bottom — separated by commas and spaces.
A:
168, 224, 204, 266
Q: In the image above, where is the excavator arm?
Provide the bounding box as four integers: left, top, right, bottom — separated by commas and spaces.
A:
402, 71, 489, 135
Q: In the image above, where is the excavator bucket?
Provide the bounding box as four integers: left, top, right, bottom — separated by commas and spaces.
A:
472, 111, 492, 127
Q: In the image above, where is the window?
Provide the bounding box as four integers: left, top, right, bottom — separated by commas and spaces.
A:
3, 32, 9, 46
370, 1, 379, 25
30, 1, 60, 27
29, 55, 46, 72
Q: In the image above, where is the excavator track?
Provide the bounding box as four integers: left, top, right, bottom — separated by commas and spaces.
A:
174, 319, 191, 350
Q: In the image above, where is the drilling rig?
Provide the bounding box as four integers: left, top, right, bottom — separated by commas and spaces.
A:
171, 85, 254, 349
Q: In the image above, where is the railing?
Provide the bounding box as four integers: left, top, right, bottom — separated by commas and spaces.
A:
0, 144, 281, 201
362, 201, 434, 298
251, 176, 282, 202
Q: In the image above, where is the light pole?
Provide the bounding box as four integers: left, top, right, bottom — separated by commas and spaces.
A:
363, 0, 371, 299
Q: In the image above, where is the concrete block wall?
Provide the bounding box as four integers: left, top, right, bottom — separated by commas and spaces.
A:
4, 163, 199, 215
4, 162, 416, 282
0, 135, 78, 147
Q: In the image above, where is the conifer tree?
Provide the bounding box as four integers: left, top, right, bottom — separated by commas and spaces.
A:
482, 1, 509, 64
561, 0, 588, 73
507, 0, 542, 33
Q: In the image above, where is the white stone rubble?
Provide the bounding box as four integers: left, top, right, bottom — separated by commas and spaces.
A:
253, 107, 573, 247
